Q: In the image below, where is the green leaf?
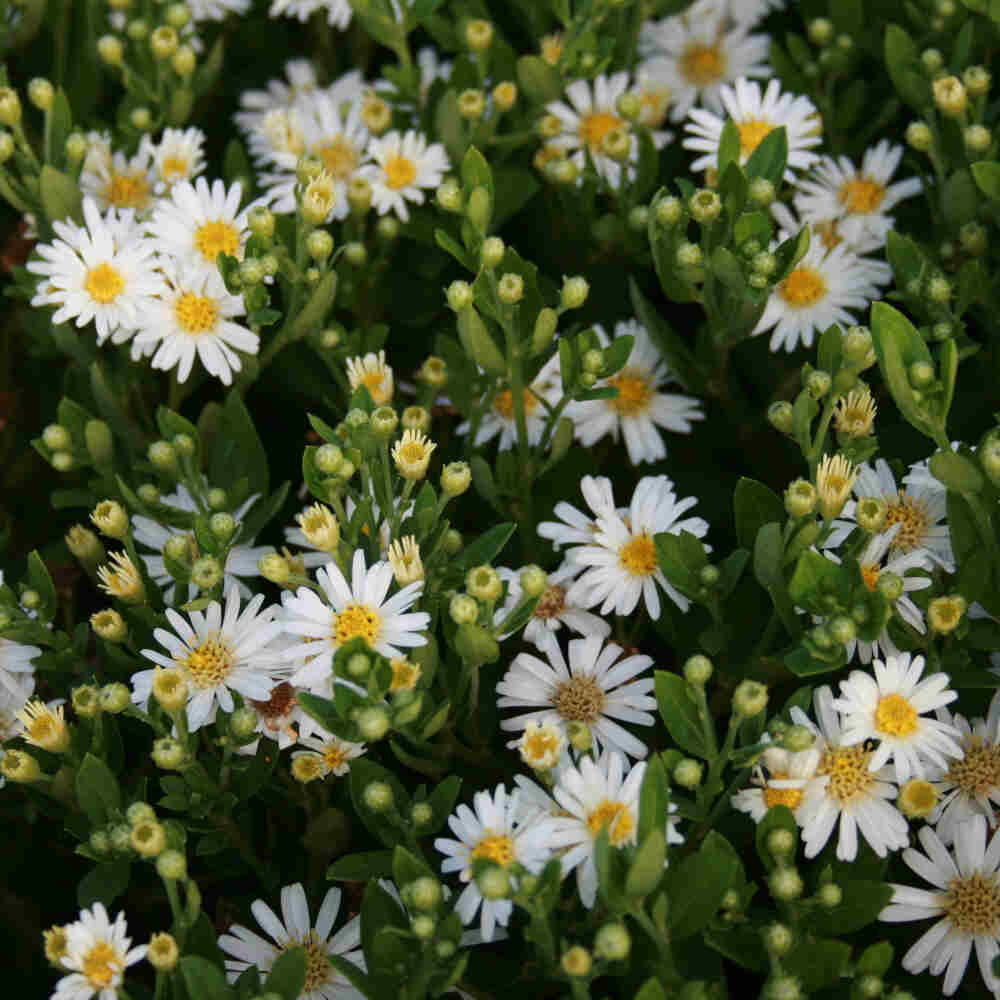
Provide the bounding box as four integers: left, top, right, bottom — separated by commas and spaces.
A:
601, 334, 634, 377
886, 230, 925, 287
265, 948, 306, 1000
458, 522, 515, 570
634, 978, 667, 1000
734, 478, 785, 550
783, 938, 852, 992
884, 24, 930, 109
626, 828, 666, 897
718, 119, 740, 177
25, 551, 57, 622
654, 671, 707, 758
857, 941, 895, 976
434, 228, 474, 270
629, 278, 701, 392
76, 752, 121, 826
744, 126, 788, 185
44, 89, 73, 166
808, 880, 894, 936
211, 391, 270, 497
180, 956, 233, 1000
638, 753, 669, 842
328, 850, 395, 881
469, 455, 502, 514
516, 55, 562, 103
392, 845, 435, 887
972, 161, 1000, 200
349, 759, 411, 848
666, 831, 739, 938
77, 859, 130, 908
39, 164, 83, 224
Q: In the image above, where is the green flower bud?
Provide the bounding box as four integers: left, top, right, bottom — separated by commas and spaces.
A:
764, 922, 793, 957
593, 923, 630, 961
561, 276, 589, 309
684, 654, 713, 686
156, 849, 187, 880
769, 866, 803, 901
100, 682, 130, 712
498, 273, 524, 305
362, 780, 394, 811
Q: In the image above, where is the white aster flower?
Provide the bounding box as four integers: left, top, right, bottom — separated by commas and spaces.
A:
27, 198, 162, 346
141, 127, 206, 192
637, 12, 770, 123
133, 585, 285, 731
833, 652, 963, 784
187, 0, 250, 20
360, 130, 449, 221
567, 319, 704, 465
794, 140, 922, 253
497, 631, 656, 760
771, 200, 885, 257
434, 784, 553, 941
218, 883, 365, 1000
495, 562, 611, 646
79, 148, 157, 217
538, 475, 620, 551
929, 694, 1000, 846
283, 549, 430, 688
880, 815, 1000, 996
543, 751, 682, 908
731, 740, 821, 824
346, 349, 394, 406
0, 671, 33, 740
683, 76, 822, 179
54, 903, 147, 1000
292, 732, 366, 777
0, 636, 40, 698
827, 457, 954, 572
564, 475, 710, 619
789, 686, 909, 861
752, 240, 890, 353
147, 177, 254, 273
268, 0, 352, 29
130, 259, 258, 385
236, 60, 324, 137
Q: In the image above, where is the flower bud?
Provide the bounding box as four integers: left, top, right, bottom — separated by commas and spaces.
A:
827, 615, 856, 645
964, 124, 991, 154
172, 46, 196, 76
152, 737, 187, 770
520, 565, 547, 598
769, 866, 803, 901
443, 529, 462, 555
876, 572, 904, 602
446, 280, 474, 312
153, 668, 188, 712
0, 87, 21, 127
436, 178, 463, 213
411, 801, 433, 827
933, 75, 967, 116
964, 65, 991, 97
684, 654, 713, 686
921, 48, 943, 73
100, 683, 131, 713
466, 565, 502, 601
767, 828, 796, 860
464, 18, 493, 52
92, 609, 127, 642
356, 707, 390, 742
783, 725, 814, 752
561, 946, 591, 978
147, 932, 179, 971
150, 25, 178, 60
441, 461, 471, 497
458, 89, 486, 120
91, 500, 129, 540
306, 229, 334, 261
481, 236, 505, 269
732, 680, 768, 719
676, 242, 703, 269
67, 525, 106, 569
561, 276, 589, 309
689, 188, 721, 224
898, 778, 938, 819
131, 820, 166, 858
673, 758, 703, 788
362, 780, 394, 811
28, 78, 54, 111
230, 706, 257, 740
928, 594, 966, 634
406, 876, 442, 912
148, 440, 178, 475
764, 922, 793, 957
498, 273, 524, 304
906, 121, 933, 151
248, 206, 275, 240
52, 452, 74, 472
191, 555, 223, 591
593, 922, 630, 961
156, 849, 187, 880
1, 749, 41, 783
784, 479, 816, 518
72, 685, 101, 719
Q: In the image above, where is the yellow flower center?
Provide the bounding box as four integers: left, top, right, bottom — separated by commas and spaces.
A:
361, 370, 390, 403
521, 726, 562, 765
608, 372, 653, 416
874, 693, 919, 738
27, 715, 54, 743
638, 87, 671, 128
106, 170, 151, 210
815, 219, 844, 250
817, 745, 875, 803
82, 941, 122, 988
322, 742, 353, 773
535, 584, 567, 620
899, 778, 938, 817
399, 441, 427, 464
884, 492, 931, 553
281, 933, 331, 993
763, 772, 804, 810
680, 42, 726, 86
174, 292, 219, 334
493, 388, 539, 420
540, 33, 563, 65
619, 533, 657, 577
779, 266, 827, 307
390, 658, 420, 693
551, 674, 606, 723
860, 563, 881, 592
160, 155, 189, 183
384, 154, 417, 190
317, 136, 359, 180
586, 800, 636, 846
183, 636, 234, 689
194, 219, 240, 264
839, 177, 886, 214
85, 262, 125, 304
946, 873, 1000, 936
471, 833, 515, 867
579, 111, 625, 151
946, 739, 1000, 800
333, 603, 381, 646
737, 118, 774, 157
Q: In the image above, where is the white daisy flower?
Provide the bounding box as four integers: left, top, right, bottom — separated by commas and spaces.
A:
346, 349, 394, 406
794, 140, 922, 253
731, 740, 821, 824
292, 732, 366, 776
880, 815, 1000, 996
80, 130, 113, 178
434, 784, 553, 941
833, 652, 963, 784
495, 562, 611, 646
0, 671, 33, 739
187, 0, 250, 20
53, 903, 147, 1000
567, 320, 704, 465
283, 549, 430, 688
79, 148, 157, 217
929, 694, 1000, 846
146, 177, 254, 273
131, 259, 258, 385
267, 0, 352, 29
497, 631, 656, 760
458, 354, 562, 452
258, 87, 369, 220
27, 198, 162, 346
771, 200, 886, 257
563, 475, 710, 619
752, 240, 890, 353
538, 475, 620, 551
218, 883, 366, 1000
235, 60, 324, 138
827, 458, 954, 572
789, 686, 909, 861
0, 636, 40, 698
141, 127, 207, 192
683, 77, 822, 179
360, 130, 449, 221
243, 680, 323, 748
542, 751, 682, 908
131, 485, 273, 602
133, 585, 286, 731
637, 13, 770, 123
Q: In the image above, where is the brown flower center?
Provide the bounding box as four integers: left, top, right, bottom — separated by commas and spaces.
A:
551, 674, 606, 723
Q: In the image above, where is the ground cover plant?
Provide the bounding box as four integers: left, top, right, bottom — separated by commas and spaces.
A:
3, 0, 1000, 997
